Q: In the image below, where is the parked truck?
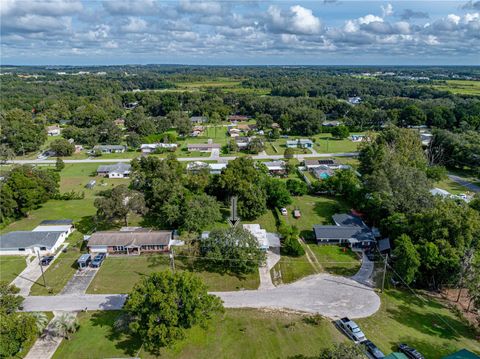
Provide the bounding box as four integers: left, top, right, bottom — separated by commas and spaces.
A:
336, 317, 367, 343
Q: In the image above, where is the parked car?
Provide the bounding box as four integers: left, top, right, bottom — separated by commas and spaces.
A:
363, 340, 385, 358
280, 207, 288, 216
90, 253, 106, 268
398, 343, 425, 359
337, 317, 366, 343
40, 255, 55, 266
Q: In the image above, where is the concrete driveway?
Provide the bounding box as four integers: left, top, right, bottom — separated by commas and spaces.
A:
23, 273, 380, 319
60, 268, 98, 295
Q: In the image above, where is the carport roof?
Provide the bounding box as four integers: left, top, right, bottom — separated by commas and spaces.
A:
0, 231, 64, 250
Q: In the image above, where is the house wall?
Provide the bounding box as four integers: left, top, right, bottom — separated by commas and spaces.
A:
88, 245, 108, 253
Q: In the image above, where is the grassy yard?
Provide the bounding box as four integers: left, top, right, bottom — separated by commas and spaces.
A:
283, 195, 349, 239
29, 232, 86, 295
53, 309, 346, 359
435, 177, 470, 195
271, 255, 316, 284
0, 256, 27, 283
313, 134, 360, 153
429, 80, 480, 95
357, 289, 480, 359
307, 245, 361, 276
87, 254, 259, 294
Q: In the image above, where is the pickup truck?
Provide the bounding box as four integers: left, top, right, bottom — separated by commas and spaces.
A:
336, 317, 367, 343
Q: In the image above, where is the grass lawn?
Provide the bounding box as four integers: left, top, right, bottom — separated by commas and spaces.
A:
435, 178, 470, 195
29, 232, 86, 295
53, 309, 346, 359
283, 195, 350, 239
307, 245, 361, 276
0, 256, 27, 283
313, 134, 360, 153
428, 80, 480, 95
87, 254, 259, 294
271, 255, 316, 284
357, 289, 480, 359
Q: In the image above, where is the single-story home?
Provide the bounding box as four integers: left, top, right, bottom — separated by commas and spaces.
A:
228, 128, 242, 137
286, 139, 313, 149
348, 96, 362, 105
97, 163, 132, 178
124, 101, 138, 110
350, 135, 366, 143
243, 224, 281, 250
140, 143, 177, 154
190, 116, 207, 124
228, 115, 249, 122
191, 126, 205, 137
87, 230, 172, 255
235, 136, 251, 149
46, 125, 61, 136
263, 161, 286, 175
209, 163, 227, 174
186, 161, 226, 174
0, 231, 68, 255
187, 143, 221, 152
93, 145, 126, 153
420, 133, 433, 146
304, 159, 338, 170
34, 219, 74, 236
322, 120, 342, 127
313, 213, 375, 249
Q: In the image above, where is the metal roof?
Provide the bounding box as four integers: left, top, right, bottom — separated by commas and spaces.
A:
40, 219, 73, 225
313, 225, 375, 242
97, 163, 131, 173
0, 231, 64, 250
88, 230, 172, 247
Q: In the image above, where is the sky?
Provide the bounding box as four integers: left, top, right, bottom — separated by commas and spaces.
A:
1, 0, 479, 66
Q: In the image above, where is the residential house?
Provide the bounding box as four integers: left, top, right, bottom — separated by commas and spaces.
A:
350, 135, 366, 142
235, 136, 251, 150
209, 163, 227, 174
97, 163, 132, 178
347, 96, 362, 105
228, 128, 242, 137
313, 213, 375, 250
286, 139, 313, 149
74, 144, 83, 153
93, 145, 126, 153
228, 115, 249, 122
187, 143, 221, 152
124, 101, 138, 110
190, 126, 205, 137
420, 132, 433, 146
0, 221, 72, 255
263, 161, 286, 176
237, 123, 257, 132
304, 159, 338, 170
186, 161, 226, 174
34, 219, 74, 236
190, 116, 207, 124
140, 143, 177, 154
46, 125, 61, 136
322, 120, 342, 127
114, 118, 125, 128
87, 229, 172, 255
243, 224, 280, 250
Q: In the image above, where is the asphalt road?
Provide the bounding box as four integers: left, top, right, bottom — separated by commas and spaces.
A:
7, 152, 358, 164
23, 273, 380, 319
448, 174, 480, 193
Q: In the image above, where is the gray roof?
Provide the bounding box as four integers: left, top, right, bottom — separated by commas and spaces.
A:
313, 225, 374, 242
332, 214, 367, 228
93, 145, 125, 150
0, 231, 64, 250
40, 219, 73, 226
378, 238, 391, 252
97, 163, 131, 173
88, 230, 171, 247
187, 143, 221, 149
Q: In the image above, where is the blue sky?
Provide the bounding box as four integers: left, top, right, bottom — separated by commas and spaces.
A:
1, 0, 479, 65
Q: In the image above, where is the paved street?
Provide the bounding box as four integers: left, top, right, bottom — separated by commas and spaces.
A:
7, 152, 358, 165
448, 174, 480, 193
23, 273, 380, 319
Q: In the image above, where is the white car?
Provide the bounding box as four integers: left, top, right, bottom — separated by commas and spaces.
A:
280, 208, 288, 216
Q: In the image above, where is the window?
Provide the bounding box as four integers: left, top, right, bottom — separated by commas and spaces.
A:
18, 248, 25, 251
40, 247, 47, 251
113, 246, 125, 251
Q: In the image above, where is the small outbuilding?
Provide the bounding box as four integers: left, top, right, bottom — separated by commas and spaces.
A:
77, 254, 91, 269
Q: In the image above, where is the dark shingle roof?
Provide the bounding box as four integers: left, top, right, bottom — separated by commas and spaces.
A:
313, 225, 374, 242
40, 219, 73, 226
332, 214, 367, 228
0, 231, 64, 249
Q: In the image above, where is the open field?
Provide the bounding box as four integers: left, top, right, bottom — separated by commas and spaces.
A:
0, 256, 27, 283
87, 254, 259, 294
53, 309, 346, 359
428, 80, 480, 95
357, 289, 480, 359
271, 254, 316, 284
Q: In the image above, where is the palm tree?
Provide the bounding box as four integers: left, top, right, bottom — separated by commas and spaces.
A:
31, 312, 49, 334
52, 314, 79, 339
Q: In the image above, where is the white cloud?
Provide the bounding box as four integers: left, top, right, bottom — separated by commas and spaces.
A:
381, 3, 393, 18
122, 17, 148, 33
179, 0, 224, 15
266, 5, 321, 35
103, 0, 158, 16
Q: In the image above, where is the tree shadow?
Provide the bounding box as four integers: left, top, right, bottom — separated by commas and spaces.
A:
324, 264, 360, 277
393, 336, 462, 359
386, 289, 444, 310
76, 215, 118, 234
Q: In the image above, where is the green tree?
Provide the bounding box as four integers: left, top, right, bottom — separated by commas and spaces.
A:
50, 138, 75, 156
200, 227, 266, 274
286, 179, 308, 196
393, 234, 420, 285
124, 271, 223, 350
0, 144, 15, 163
168, 111, 192, 136
266, 178, 292, 208
55, 157, 65, 172
399, 105, 426, 127
284, 147, 295, 159
126, 132, 142, 149
182, 194, 222, 233
331, 125, 349, 139
51, 314, 79, 339
0, 109, 46, 155
256, 113, 273, 129
0, 282, 23, 314
425, 165, 447, 181
247, 138, 264, 154
94, 184, 147, 226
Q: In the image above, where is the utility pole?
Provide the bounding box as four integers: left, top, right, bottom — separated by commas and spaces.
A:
170, 248, 175, 274
381, 254, 388, 292
36, 250, 47, 288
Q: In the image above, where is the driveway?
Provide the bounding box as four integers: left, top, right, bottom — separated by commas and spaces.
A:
351, 253, 374, 287
258, 250, 280, 290
448, 174, 480, 193
22, 273, 380, 319
11, 245, 67, 296
60, 268, 98, 295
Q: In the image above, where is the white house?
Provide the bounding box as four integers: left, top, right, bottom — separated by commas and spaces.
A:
140, 143, 177, 154
97, 163, 132, 178
33, 219, 74, 236
350, 135, 366, 142
0, 227, 71, 255
243, 224, 281, 250
46, 125, 61, 136
93, 145, 126, 153
286, 139, 313, 149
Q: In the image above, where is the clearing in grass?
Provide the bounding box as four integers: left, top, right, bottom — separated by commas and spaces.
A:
0, 256, 27, 283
